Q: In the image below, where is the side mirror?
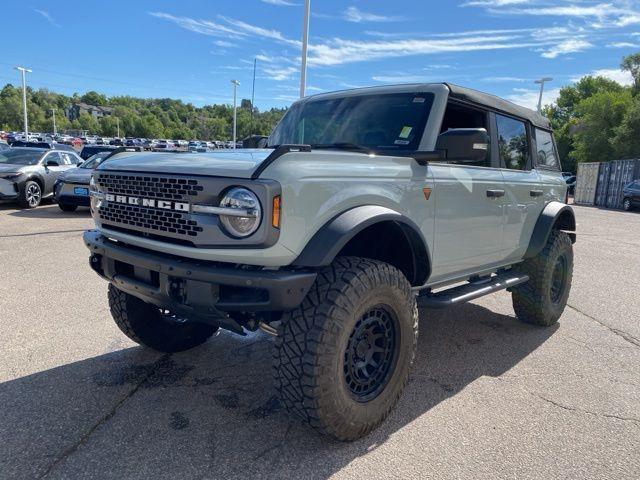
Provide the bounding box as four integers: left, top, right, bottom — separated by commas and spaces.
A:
46, 160, 60, 167
435, 128, 489, 164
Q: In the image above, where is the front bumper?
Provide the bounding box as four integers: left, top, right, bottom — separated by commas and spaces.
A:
0, 178, 20, 200
84, 230, 317, 320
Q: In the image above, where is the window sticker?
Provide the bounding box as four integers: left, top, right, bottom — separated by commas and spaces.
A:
399, 126, 413, 139
394, 139, 410, 145
413, 97, 426, 103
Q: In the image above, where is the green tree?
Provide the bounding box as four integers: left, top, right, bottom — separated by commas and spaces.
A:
621, 52, 640, 94
570, 90, 633, 163
612, 97, 640, 158
80, 91, 107, 106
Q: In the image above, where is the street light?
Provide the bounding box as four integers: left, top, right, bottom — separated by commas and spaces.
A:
300, 0, 311, 98
231, 79, 240, 149
51, 108, 57, 136
14, 66, 32, 138
534, 77, 553, 113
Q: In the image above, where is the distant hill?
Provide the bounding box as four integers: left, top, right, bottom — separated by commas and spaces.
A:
0, 84, 287, 140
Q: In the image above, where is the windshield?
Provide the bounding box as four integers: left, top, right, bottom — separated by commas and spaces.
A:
81, 152, 112, 169
0, 149, 44, 165
269, 92, 434, 152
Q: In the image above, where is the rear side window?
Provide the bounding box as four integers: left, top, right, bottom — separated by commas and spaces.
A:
496, 114, 529, 170
534, 129, 559, 170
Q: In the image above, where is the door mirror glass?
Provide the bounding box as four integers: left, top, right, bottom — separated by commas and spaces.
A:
436, 128, 489, 164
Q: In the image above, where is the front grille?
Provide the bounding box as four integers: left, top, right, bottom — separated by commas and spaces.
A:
99, 202, 203, 236
97, 173, 203, 201
96, 172, 207, 244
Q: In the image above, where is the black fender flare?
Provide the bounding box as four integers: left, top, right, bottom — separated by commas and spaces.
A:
292, 205, 431, 285
524, 201, 576, 259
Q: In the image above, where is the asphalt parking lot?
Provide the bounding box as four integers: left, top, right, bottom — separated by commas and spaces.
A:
0, 202, 638, 479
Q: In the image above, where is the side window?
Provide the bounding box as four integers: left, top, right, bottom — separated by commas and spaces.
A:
496, 114, 529, 170
44, 152, 61, 165
58, 153, 72, 165
534, 129, 559, 169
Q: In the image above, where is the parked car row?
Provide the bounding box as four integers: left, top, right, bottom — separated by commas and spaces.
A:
1, 131, 239, 152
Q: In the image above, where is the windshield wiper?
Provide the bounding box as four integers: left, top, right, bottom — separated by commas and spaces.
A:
311, 143, 373, 154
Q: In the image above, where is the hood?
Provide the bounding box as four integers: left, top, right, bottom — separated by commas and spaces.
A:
97, 149, 273, 179
0, 164, 28, 174
58, 167, 92, 184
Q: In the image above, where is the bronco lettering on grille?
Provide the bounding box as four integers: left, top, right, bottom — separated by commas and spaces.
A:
104, 193, 189, 212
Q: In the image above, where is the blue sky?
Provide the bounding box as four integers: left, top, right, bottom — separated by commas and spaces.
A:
1, 0, 639, 110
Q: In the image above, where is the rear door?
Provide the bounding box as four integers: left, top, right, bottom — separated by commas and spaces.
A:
495, 114, 545, 263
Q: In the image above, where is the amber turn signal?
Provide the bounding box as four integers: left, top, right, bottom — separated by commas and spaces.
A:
272, 195, 281, 228
422, 187, 432, 201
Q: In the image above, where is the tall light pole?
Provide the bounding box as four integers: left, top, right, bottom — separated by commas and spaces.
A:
231, 79, 240, 149
534, 77, 553, 113
51, 108, 57, 136
116, 117, 120, 138
300, 0, 311, 98
14, 66, 32, 137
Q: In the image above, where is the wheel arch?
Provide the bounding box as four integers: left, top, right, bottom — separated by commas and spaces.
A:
292, 205, 431, 286
524, 201, 576, 259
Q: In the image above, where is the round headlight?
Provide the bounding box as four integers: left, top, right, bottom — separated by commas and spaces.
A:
219, 187, 262, 238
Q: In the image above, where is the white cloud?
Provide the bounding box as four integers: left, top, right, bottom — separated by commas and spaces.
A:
462, 0, 529, 6
541, 38, 592, 58
149, 12, 245, 39
507, 87, 561, 110
262, 66, 298, 81
372, 74, 435, 83
32, 8, 61, 28
219, 16, 299, 45
213, 40, 236, 47
590, 68, 634, 85
344, 6, 403, 23
261, 0, 298, 5
607, 41, 640, 48
482, 76, 528, 82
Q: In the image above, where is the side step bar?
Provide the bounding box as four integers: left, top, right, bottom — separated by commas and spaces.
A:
416, 273, 529, 309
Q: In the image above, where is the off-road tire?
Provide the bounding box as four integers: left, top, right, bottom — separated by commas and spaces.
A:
108, 284, 217, 353
512, 230, 573, 326
274, 257, 418, 441
58, 202, 77, 212
19, 180, 42, 208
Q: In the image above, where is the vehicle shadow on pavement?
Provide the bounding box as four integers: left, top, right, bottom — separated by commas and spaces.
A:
7, 204, 90, 219
0, 302, 557, 479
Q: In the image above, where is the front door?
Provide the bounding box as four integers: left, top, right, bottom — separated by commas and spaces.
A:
429, 163, 505, 284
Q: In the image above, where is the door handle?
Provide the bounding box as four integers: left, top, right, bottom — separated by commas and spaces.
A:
486, 189, 505, 198
530, 190, 544, 197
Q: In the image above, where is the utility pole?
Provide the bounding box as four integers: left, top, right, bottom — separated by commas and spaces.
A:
116, 117, 120, 138
14, 66, 32, 137
251, 58, 257, 136
231, 80, 240, 149
300, 0, 311, 98
534, 77, 553, 113
51, 108, 57, 136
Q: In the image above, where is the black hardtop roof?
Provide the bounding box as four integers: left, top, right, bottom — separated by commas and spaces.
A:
445, 83, 551, 130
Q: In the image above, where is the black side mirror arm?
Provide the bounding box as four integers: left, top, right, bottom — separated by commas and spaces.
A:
412, 150, 446, 166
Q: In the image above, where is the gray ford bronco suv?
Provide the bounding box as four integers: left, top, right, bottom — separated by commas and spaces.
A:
84, 83, 575, 440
